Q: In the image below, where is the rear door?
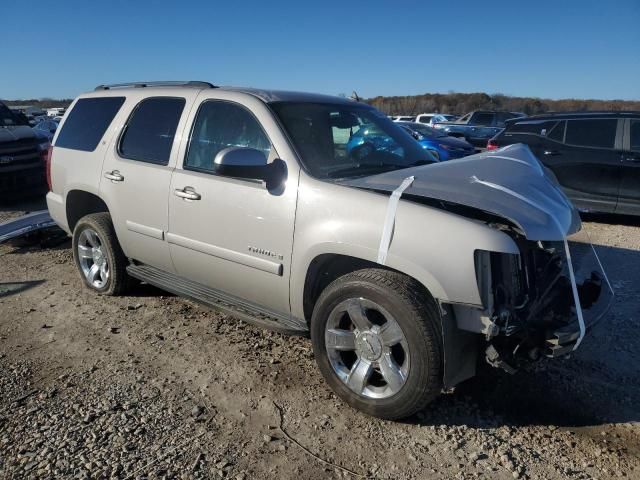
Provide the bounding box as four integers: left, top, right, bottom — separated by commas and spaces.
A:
617, 117, 640, 215
100, 92, 198, 272
538, 118, 622, 213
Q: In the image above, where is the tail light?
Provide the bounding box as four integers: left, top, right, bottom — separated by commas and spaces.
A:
45, 145, 53, 191
487, 139, 499, 151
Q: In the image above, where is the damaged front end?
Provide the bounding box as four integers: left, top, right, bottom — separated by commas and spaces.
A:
471, 230, 613, 372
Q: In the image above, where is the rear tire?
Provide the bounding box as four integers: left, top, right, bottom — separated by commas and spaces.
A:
311, 268, 442, 420
72, 213, 129, 296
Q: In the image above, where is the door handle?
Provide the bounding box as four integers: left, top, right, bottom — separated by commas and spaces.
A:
174, 188, 201, 201
104, 170, 124, 182
543, 150, 560, 156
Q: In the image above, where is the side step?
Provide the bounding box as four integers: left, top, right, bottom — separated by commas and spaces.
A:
126, 264, 308, 335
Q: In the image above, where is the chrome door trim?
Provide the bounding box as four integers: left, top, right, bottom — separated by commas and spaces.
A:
166, 232, 283, 276
126, 220, 165, 240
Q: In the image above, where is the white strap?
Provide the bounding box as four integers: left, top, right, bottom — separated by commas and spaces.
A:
470, 175, 587, 350
377, 176, 415, 265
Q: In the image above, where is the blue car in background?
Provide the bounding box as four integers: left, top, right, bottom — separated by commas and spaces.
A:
398, 122, 475, 161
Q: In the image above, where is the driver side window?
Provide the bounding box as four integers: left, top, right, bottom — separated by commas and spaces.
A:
185, 100, 271, 172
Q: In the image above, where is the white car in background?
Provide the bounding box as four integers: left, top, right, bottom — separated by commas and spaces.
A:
415, 113, 458, 125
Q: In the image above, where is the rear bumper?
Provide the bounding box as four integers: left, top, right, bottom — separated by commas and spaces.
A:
46, 191, 70, 234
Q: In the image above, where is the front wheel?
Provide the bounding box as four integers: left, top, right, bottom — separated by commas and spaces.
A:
311, 269, 442, 419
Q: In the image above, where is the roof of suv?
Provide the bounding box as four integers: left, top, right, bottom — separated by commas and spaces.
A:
506, 111, 640, 123
87, 81, 359, 106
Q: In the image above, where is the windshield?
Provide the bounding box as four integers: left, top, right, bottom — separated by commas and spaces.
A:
271, 102, 436, 179
0, 104, 18, 126
402, 122, 446, 138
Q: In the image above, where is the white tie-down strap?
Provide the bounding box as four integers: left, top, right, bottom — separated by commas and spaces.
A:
470, 175, 587, 351
377, 176, 415, 265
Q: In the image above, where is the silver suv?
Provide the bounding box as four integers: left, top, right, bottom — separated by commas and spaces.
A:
46, 81, 611, 419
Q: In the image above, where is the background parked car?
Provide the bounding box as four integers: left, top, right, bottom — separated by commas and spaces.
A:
488, 112, 640, 216
433, 110, 526, 147
398, 122, 475, 160
0, 101, 49, 196
34, 119, 60, 142
415, 113, 458, 125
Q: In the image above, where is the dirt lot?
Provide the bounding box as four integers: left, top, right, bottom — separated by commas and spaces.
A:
1, 199, 639, 480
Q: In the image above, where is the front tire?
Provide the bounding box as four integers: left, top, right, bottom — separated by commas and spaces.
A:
72, 213, 129, 296
311, 269, 442, 420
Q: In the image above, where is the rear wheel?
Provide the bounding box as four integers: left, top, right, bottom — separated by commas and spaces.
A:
311, 269, 442, 419
72, 213, 129, 295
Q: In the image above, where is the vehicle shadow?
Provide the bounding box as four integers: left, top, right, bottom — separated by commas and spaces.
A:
410, 240, 640, 429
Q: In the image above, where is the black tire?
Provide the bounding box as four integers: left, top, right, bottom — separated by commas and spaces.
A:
72, 212, 130, 296
311, 268, 442, 420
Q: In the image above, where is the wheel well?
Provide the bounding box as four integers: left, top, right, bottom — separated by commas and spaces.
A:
66, 190, 109, 232
303, 254, 427, 323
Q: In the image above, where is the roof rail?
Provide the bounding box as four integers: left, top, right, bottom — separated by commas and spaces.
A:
94, 81, 217, 91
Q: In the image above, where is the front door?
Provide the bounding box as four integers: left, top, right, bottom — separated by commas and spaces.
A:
539, 118, 622, 213
100, 94, 195, 272
617, 118, 640, 215
167, 95, 299, 316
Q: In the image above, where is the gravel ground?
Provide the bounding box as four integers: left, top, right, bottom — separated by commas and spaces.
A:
0, 199, 639, 479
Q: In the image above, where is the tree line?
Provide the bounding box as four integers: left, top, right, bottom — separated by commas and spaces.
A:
364, 92, 640, 116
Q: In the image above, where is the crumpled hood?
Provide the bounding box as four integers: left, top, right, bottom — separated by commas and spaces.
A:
0, 125, 37, 143
337, 143, 581, 241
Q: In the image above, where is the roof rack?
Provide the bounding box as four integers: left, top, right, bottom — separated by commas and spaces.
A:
94, 81, 217, 91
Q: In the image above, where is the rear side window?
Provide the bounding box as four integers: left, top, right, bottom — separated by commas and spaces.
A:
473, 113, 494, 125
55, 97, 125, 151
119, 97, 185, 165
565, 119, 617, 149
630, 120, 640, 151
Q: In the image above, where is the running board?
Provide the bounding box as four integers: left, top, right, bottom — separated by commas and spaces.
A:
126, 264, 308, 335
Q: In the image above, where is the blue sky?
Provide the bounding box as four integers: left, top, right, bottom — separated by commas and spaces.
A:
2, 0, 639, 100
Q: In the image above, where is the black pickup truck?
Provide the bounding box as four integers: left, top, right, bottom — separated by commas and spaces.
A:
433, 110, 526, 147
0, 101, 50, 197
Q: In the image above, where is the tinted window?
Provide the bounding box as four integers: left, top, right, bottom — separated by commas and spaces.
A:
565, 119, 617, 148
119, 97, 185, 165
547, 121, 565, 142
473, 113, 494, 125
417, 115, 433, 124
55, 97, 125, 151
185, 101, 271, 172
630, 120, 640, 151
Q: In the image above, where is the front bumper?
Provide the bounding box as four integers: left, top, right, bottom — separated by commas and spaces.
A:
0, 163, 46, 196
473, 235, 613, 363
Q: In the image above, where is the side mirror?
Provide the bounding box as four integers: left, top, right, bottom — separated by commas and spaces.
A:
213, 147, 286, 189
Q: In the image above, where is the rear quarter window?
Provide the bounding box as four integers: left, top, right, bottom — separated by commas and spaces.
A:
55, 97, 125, 151
565, 119, 617, 149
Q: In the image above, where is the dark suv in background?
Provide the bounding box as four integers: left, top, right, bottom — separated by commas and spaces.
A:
0, 101, 50, 197
488, 112, 640, 216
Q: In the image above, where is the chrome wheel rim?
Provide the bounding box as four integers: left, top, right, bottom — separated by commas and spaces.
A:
325, 298, 410, 399
77, 228, 109, 289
